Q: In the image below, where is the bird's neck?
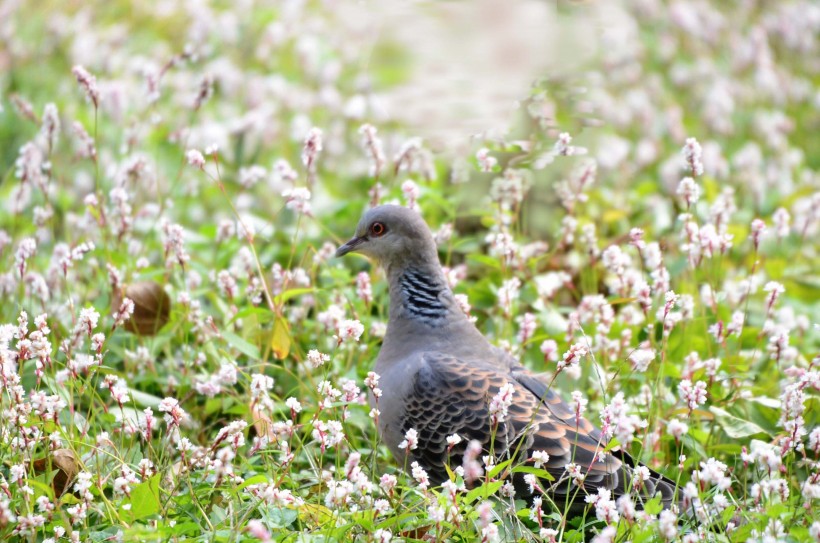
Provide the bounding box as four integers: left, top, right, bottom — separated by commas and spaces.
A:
386, 263, 458, 326
378, 260, 495, 363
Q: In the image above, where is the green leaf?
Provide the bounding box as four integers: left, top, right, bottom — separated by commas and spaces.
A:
464, 480, 503, 503
262, 505, 299, 528
235, 474, 268, 492
222, 330, 260, 360
129, 389, 163, 408
467, 253, 501, 270
274, 287, 315, 305
123, 474, 161, 522
486, 458, 512, 479
510, 465, 555, 482
643, 496, 663, 516
709, 406, 769, 438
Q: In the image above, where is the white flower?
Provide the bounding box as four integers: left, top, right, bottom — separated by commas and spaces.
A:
185, 149, 205, 168
399, 428, 419, 451
676, 177, 701, 207
334, 319, 364, 345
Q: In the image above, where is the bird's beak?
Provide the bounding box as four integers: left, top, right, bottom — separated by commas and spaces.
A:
335, 236, 367, 257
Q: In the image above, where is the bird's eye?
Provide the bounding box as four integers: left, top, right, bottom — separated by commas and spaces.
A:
369, 222, 387, 237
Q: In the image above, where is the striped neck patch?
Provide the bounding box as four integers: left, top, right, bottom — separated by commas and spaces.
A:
399, 269, 449, 322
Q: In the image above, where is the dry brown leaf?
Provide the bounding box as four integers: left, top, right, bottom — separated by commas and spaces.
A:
32, 448, 80, 497
113, 281, 171, 336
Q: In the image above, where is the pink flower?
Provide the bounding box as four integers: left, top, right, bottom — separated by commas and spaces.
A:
399, 428, 418, 451
281, 187, 312, 215
558, 342, 588, 372
72, 65, 100, 107
158, 397, 189, 427
540, 339, 559, 362
682, 137, 704, 176
488, 382, 515, 424
676, 177, 701, 207
359, 124, 385, 178
678, 379, 708, 411
476, 148, 497, 172
301, 127, 323, 170
186, 149, 205, 169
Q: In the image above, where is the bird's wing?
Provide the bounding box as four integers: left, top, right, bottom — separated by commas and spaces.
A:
398, 352, 639, 503
510, 365, 679, 507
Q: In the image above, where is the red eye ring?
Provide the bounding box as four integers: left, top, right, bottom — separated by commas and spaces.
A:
370, 222, 387, 237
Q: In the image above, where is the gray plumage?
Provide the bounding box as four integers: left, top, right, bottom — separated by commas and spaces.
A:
336, 204, 678, 513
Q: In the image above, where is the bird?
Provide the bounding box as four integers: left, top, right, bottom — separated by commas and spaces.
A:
336, 204, 678, 515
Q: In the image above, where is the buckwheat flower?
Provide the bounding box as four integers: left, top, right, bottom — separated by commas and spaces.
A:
379, 473, 397, 495
476, 148, 497, 172
489, 382, 515, 425
516, 313, 537, 346
536, 341, 558, 365
10, 464, 27, 484
531, 450, 549, 469
497, 277, 521, 317
237, 165, 266, 189
401, 179, 421, 211
750, 218, 767, 250
399, 428, 419, 451
490, 169, 529, 209
301, 127, 323, 170
763, 281, 785, 315
373, 528, 392, 543
558, 342, 588, 372
186, 149, 205, 169
667, 418, 689, 441
599, 392, 646, 445
517, 473, 537, 497
334, 319, 364, 346
658, 509, 678, 540
162, 221, 189, 268
112, 297, 134, 329
446, 433, 462, 450
75, 306, 99, 337
280, 398, 300, 420
246, 519, 271, 542
306, 357, 334, 384
73, 470, 94, 499
15, 238, 37, 278
571, 391, 588, 425
676, 177, 701, 208
678, 379, 708, 411
565, 462, 585, 485
158, 397, 188, 427
411, 461, 430, 490
809, 427, 820, 454
72, 65, 100, 107
554, 132, 576, 156
72, 121, 96, 159
193, 74, 213, 110
40, 103, 60, 151
358, 124, 385, 178
772, 207, 790, 238
694, 457, 731, 490
629, 346, 655, 372
462, 439, 484, 482
682, 137, 704, 176
810, 522, 820, 542
281, 187, 312, 215
356, 272, 372, 305
586, 487, 619, 524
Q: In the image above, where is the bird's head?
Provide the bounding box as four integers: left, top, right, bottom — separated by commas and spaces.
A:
335, 205, 438, 267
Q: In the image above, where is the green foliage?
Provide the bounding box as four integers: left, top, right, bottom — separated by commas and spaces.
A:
1, 0, 819, 542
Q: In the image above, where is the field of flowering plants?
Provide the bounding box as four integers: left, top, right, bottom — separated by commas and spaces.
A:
1, 0, 819, 541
